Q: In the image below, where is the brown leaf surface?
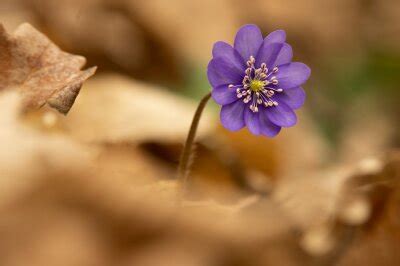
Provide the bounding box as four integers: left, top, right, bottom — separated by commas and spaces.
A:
62, 74, 215, 144
0, 92, 295, 266
0, 2, 397, 266
125, 0, 237, 64
0, 23, 96, 114
0, 92, 92, 207
337, 153, 400, 266
1, 91, 400, 266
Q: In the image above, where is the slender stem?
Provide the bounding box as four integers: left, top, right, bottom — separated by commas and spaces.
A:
177, 92, 212, 189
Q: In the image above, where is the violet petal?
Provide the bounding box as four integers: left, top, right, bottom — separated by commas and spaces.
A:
211, 84, 238, 105
264, 30, 286, 45
244, 107, 261, 135
259, 108, 282, 137
212, 41, 246, 71
266, 102, 297, 127
274, 87, 306, 110
275, 62, 311, 89
275, 43, 293, 67
220, 100, 245, 131
207, 58, 243, 88
255, 43, 284, 69
234, 24, 263, 61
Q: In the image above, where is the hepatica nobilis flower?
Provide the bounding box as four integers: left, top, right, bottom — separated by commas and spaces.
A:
208, 25, 311, 137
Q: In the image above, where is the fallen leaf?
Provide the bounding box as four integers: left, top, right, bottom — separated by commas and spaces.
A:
0, 91, 91, 208
122, 0, 238, 65
0, 23, 96, 114
337, 152, 400, 266
63, 74, 216, 144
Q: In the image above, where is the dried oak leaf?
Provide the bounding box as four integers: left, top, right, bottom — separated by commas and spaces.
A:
63, 74, 215, 143
0, 23, 96, 114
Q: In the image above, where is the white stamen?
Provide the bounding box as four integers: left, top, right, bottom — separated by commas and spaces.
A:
240, 58, 284, 109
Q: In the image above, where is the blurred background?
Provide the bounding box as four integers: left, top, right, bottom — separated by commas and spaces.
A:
0, 0, 399, 265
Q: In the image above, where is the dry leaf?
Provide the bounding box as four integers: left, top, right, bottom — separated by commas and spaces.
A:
26, 0, 147, 70
336, 152, 400, 266
123, 0, 238, 64
0, 92, 297, 265
0, 92, 91, 208
0, 23, 96, 114
1, 89, 399, 265
63, 74, 216, 144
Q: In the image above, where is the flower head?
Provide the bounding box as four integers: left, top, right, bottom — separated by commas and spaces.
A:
207, 25, 311, 137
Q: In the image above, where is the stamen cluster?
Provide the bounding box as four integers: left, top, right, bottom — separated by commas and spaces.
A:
229, 56, 283, 113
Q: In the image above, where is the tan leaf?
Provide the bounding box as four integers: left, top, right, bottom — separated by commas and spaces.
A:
0, 23, 96, 114
0, 91, 92, 208
63, 74, 216, 143
123, 0, 237, 64
336, 152, 400, 266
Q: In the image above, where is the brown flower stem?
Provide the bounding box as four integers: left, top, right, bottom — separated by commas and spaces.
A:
177, 92, 212, 190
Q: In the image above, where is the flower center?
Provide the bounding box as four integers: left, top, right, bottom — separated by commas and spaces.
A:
250, 80, 264, 92
228, 56, 283, 113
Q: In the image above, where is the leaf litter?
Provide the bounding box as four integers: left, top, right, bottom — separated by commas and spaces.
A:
0, 22, 399, 266
0, 23, 96, 114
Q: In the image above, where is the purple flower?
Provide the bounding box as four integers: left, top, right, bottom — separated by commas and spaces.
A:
207, 24, 311, 137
